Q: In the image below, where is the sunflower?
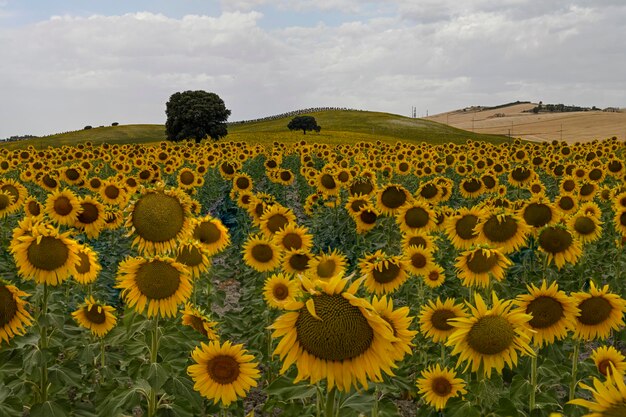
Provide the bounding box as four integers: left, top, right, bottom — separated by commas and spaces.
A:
191, 215, 230, 256
349, 175, 376, 197
568, 210, 603, 244
455, 247, 512, 288
345, 195, 371, 217
447, 292, 534, 377
99, 178, 128, 206
72, 244, 101, 285
520, 198, 558, 230
570, 282, 626, 341
416, 364, 467, 411
74, 196, 107, 239
177, 168, 200, 190
419, 297, 468, 343
401, 230, 435, 252
242, 234, 281, 272
0, 281, 33, 345
282, 249, 312, 275
591, 346, 626, 377
371, 295, 416, 362
395, 201, 437, 234
361, 253, 409, 295
354, 205, 380, 234
115, 255, 192, 318
270, 275, 397, 391
508, 166, 535, 187
44, 189, 82, 226
537, 224, 583, 269
103, 206, 124, 230
188, 340, 260, 406
0, 178, 28, 212
259, 205, 297, 236
422, 264, 446, 288
125, 185, 193, 255
232, 173, 254, 193
263, 273, 300, 309
376, 184, 411, 216
11, 224, 80, 286
181, 303, 219, 340
23, 196, 42, 218
515, 280, 578, 347
614, 209, 626, 236
307, 248, 347, 281
569, 372, 626, 417
72, 296, 117, 337
459, 177, 484, 199
555, 193, 578, 216
175, 241, 211, 279
0, 190, 16, 218
317, 171, 340, 196
404, 245, 434, 277
444, 207, 485, 250
272, 223, 313, 252
475, 210, 530, 254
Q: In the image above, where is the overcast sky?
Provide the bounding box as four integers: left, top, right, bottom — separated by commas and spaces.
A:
1, 0, 625, 137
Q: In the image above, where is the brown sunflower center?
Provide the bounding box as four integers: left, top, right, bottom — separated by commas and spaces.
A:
430, 309, 456, 331
266, 214, 289, 234
562, 179, 576, 192
134, 260, 181, 300
235, 176, 250, 190
180, 171, 195, 185
0, 194, 11, 210
597, 359, 615, 376
104, 185, 120, 200
84, 304, 107, 324
511, 167, 531, 182
194, 221, 222, 245
27, 200, 41, 216
281, 233, 303, 251
27, 236, 70, 271
620, 212, 626, 227
0, 286, 18, 327
360, 210, 377, 225
410, 252, 428, 269
132, 192, 185, 243
580, 183, 595, 196
523, 203, 553, 228
65, 168, 80, 181
77, 202, 100, 224
288, 253, 310, 272
467, 315, 515, 355
320, 174, 336, 190
574, 216, 596, 235
53, 196, 73, 216
251, 244, 274, 263
558, 196, 575, 211
407, 236, 427, 248
207, 355, 240, 385
427, 270, 441, 282
538, 227, 573, 254
381, 186, 407, 209
482, 215, 519, 243
372, 262, 401, 284
525, 296, 564, 328
75, 252, 92, 274
404, 207, 429, 228
577, 296, 613, 326
350, 181, 373, 196
280, 171, 292, 182
296, 293, 374, 361
188, 315, 208, 337
176, 246, 204, 267
272, 283, 290, 300
482, 175, 496, 189
455, 215, 479, 240
220, 162, 235, 176
419, 183, 438, 200
431, 376, 453, 396
462, 178, 482, 193
316, 259, 337, 279
466, 250, 500, 274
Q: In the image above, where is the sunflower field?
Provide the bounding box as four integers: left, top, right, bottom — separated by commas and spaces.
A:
1, 137, 626, 417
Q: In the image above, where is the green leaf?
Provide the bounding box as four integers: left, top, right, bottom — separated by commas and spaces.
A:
30, 401, 69, 417
266, 376, 317, 401
146, 362, 169, 391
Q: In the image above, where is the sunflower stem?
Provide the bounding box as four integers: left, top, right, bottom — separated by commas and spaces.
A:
316, 385, 323, 417
569, 338, 581, 401
372, 385, 380, 417
440, 343, 446, 363
148, 316, 160, 417
100, 337, 106, 368
325, 386, 336, 417
529, 350, 538, 413
39, 282, 50, 403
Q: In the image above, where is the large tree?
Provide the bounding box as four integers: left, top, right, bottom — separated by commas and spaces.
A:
165, 91, 231, 142
287, 115, 321, 135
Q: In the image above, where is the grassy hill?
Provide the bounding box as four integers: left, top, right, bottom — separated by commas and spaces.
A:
1, 110, 511, 149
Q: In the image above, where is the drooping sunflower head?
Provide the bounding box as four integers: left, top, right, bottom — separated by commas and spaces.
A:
11, 223, 80, 286
444, 207, 484, 250
317, 171, 340, 196
447, 292, 534, 377
74, 196, 107, 239
476, 209, 530, 254
521, 198, 558, 230
270, 274, 397, 391
115, 255, 192, 318
188, 340, 260, 407
361, 253, 409, 295
72, 244, 101, 285
416, 364, 467, 411
419, 297, 467, 343
125, 185, 193, 255
0, 281, 33, 345
455, 246, 512, 288
307, 248, 347, 281
175, 241, 211, 279
242, 234, 282, 273
181, 303, 219, 341
371, 295, 416, 362
591, 345, 626, 377
537, 224, 583, 269
263, 273, 301, 309
515, 280, 578, 347
71, 296, 117, 338
570, 281, 626, 341
191, 215, 230, 256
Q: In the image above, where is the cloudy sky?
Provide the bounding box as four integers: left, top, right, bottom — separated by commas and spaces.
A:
1, 0, 625, 138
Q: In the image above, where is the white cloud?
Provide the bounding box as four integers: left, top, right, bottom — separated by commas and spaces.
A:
0, 2, 625, 137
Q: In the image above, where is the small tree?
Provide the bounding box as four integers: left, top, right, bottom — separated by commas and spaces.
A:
288, 116, 321, 135
165, 90, 231, 142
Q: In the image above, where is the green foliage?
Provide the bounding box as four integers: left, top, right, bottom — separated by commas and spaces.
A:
287, 115, 321, 134
165, 90, 231, 142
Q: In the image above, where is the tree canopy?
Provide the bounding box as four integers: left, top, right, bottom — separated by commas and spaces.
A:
287, 115, 321, 135
165, 91, 231, 142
